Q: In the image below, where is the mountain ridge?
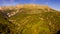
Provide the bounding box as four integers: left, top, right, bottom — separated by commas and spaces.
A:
0, 4, 57, 18
0, 4, 51, 10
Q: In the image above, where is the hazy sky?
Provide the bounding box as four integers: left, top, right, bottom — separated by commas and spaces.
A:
0, 0, 60, 11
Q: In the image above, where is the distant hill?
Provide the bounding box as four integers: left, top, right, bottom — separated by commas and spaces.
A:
0, 4, 60, 34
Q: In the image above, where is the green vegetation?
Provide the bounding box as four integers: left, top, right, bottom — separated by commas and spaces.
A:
0, 5, 60, 34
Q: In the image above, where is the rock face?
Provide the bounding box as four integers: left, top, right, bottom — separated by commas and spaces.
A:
0, 4, 60, 34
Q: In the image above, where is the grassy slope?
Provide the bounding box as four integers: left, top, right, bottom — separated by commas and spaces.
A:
8, 7, 60, 34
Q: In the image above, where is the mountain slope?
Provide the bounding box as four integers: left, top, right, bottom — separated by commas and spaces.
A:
0, 4, 60, 34
9, 11, 60, 34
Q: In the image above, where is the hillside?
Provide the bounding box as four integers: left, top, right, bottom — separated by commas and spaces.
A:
0, 4, 60, 34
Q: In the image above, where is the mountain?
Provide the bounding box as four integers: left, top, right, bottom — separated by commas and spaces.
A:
0, 4, 60, 34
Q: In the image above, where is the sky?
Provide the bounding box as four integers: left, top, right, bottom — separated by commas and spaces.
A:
0, 0, 60, 11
